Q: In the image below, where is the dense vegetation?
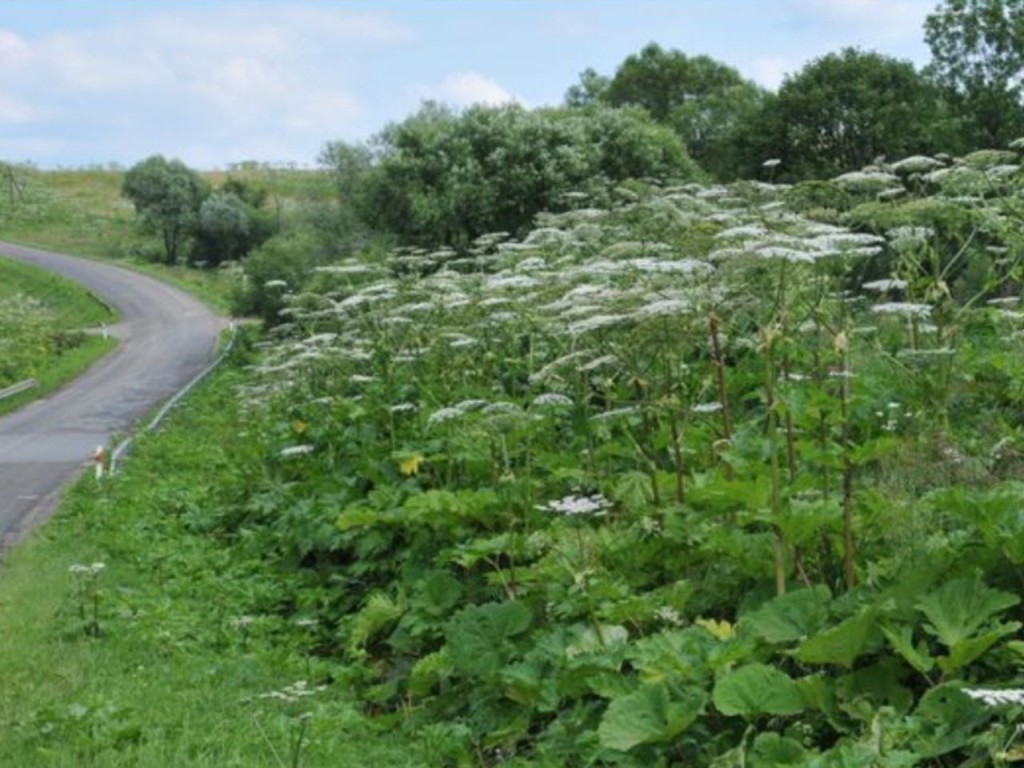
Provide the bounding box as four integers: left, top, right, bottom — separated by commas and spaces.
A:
7, 1, 1024, 764
0, 256, 115, 406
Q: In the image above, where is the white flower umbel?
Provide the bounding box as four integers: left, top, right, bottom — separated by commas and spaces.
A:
259, 680, 327, 704
279, 445, 314, 458
532, 392, 574, 407
692, 401, 723, 414
537, 493, 612, 518
871, 302, 933, 319
963, 688, 1024, 707
863, 279, 909, 293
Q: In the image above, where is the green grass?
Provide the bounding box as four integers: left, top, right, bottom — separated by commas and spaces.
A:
0, 165, 333, 314
0, 364, 426, 767
0, 256, 119, 414
0, 334, 119, 418
0, 255, 115, 329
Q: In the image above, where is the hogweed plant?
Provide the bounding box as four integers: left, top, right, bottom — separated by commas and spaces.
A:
254, 680, 326, 768
67, 561, 105, 638
221, 156, 1024, 762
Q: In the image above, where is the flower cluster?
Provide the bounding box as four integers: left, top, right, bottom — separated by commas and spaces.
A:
537, 493, 612, 518
259, 680, 327, 705
68, 562, 106, 577
963, 688, 1024, 707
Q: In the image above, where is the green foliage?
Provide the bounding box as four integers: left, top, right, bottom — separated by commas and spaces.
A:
712, 664, 804, 717
598, 680, 705, 751
769, 48, 953, 179
925, 0, 1024, 148
597, 42, 767, 180
0, 256, 115, 390
334, 101, 700, 248
15, 124, 1024, 766
122, 155, 208, 264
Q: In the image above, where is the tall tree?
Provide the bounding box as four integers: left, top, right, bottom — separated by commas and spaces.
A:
925, 0, 1024, 147
122, 155, 207, 264
769, 48, 954, 179
600, 43, 767, 179
344, 102, 699, 248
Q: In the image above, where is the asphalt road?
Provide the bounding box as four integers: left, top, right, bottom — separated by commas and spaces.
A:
0, 242, 224, 547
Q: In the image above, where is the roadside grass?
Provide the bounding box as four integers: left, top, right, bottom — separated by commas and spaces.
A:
0, 166, 333, 314
0, 256, 118, 415
0, 365, 424, 767
0, 335, 119, 418
110, 259, 239, 315
0, 255, 115, 329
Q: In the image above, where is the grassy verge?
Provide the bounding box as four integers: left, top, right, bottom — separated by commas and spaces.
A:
0, 335, 119, 418
0, 256, 119, 416
0, 362, 422, 767
0, 255, 116, 329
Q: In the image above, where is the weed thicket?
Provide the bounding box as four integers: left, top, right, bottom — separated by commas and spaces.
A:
6, 153, 1024, 764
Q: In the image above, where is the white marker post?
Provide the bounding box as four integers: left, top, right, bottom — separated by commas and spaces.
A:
94, 445, 105, 481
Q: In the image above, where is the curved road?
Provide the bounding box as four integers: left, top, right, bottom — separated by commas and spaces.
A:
0, 242, 224, 548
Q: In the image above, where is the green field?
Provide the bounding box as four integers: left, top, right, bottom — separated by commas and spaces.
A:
0, 255, 114, 330
0, 256, 118, 412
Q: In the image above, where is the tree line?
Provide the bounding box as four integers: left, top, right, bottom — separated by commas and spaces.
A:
123, 0, 1024, 267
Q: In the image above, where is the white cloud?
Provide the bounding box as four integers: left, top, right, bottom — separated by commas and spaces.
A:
0, 5, 415, 166
425, 72, 518, 109
795, 0, 933, 44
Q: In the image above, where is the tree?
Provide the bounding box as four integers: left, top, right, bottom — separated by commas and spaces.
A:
599, 43, 767, 179
925, 0, 1024, 148
344, 102, 700, 248
122, 156, 207, 264
768, 48, 954, 179
191, 192, 250, 266
564, 67, 610, 107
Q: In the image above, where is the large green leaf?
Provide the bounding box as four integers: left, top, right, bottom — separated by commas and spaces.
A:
916, 576, 1019, 648
909, 684, 989, 758
712, 663, 805, 717
937, 621, 1022, 674
415, 571, 464, 617
598, 681, 705, 752
748, 732, 809, 768
741, 585, 832, 644
880, 624, 935, 675
445, 601, 532, 678
796, 608, 880, 669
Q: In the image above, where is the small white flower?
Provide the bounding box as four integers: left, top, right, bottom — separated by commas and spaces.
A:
692, 401, 723, 414
863, 279, 908, 293
537, 493, 612, 518
963, 688, 1024, 707
655, 606, 683, 626
280, 445, 314, 458
871, 302, 933, 318
532, 393, 573, 407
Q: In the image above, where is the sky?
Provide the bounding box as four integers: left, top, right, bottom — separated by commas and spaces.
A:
0, 0, 937, 169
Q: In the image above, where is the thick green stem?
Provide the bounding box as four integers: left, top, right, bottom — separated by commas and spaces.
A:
708, 313, 733, 478
839, 343, 857, 590
764, 331, 787, 596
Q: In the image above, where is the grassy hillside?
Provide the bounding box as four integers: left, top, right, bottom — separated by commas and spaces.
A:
0, 255, 114, 329
0, 256, 117, 414
0, 164, 333, 313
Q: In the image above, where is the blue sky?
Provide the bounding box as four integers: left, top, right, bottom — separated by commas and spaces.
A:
0, 0, 936, 168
